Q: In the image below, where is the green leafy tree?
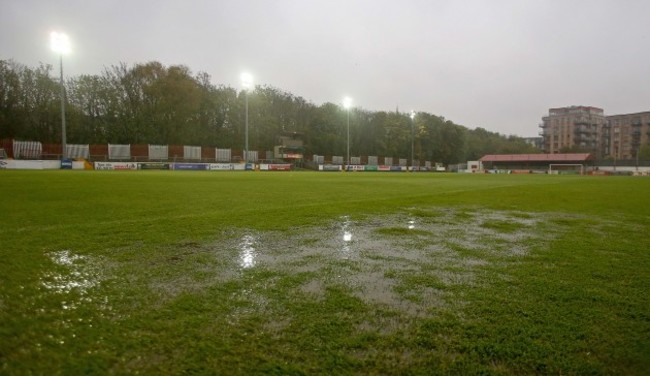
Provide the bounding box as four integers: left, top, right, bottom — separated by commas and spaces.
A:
2, 61, 61, 142
306, 102, 346, 156
0, 60, 22, 139
382, 111, 410, 158
638, 144, 650, 161
67, 74, 118, 143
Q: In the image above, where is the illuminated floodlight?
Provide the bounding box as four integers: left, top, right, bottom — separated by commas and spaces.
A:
410, 110, 416, 120
50, 31, 71, 55
343, 96, 352, 109
241, 72, 254, 90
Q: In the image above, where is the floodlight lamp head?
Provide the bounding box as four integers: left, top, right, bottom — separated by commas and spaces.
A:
410, 110, 416, 120
50, 31, 71, 55
241, 72, 254, 90
343, 96, 352, 109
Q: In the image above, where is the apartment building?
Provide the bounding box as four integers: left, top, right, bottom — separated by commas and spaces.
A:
540, 106, 607, 156
539, 106, 650, 159
607, 112, 650, 160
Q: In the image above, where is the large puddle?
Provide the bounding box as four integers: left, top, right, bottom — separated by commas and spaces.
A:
143, 207, 575, 329
29, 208, 590, 338
225, 208, 551, 269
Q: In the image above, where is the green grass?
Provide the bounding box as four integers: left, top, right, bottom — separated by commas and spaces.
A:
1, 171, 649, 374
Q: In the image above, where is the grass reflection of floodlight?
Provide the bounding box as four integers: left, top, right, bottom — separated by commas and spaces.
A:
241, 72, 254, 162
50, 31, 71, 160
343, 97, 352, 170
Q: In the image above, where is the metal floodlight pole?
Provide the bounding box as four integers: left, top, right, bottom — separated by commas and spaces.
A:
410, 111, 415, 172
241, 72, 253, 162
245, 90, 249, 162
347, 108, 350, 169
343, 97, 352, 171
50, 31, 70, 160
59, 54, 66, 159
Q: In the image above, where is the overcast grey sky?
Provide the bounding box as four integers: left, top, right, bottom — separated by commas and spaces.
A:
2, 0, 649, 136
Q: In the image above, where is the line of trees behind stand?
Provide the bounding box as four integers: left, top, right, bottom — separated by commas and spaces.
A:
0, 60, 539, 165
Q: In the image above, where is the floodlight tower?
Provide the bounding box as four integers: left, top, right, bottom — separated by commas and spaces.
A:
410, 110, 416, 171
50, 31, 71, 159
241, 72, 254, 162
343, 96, 352, 170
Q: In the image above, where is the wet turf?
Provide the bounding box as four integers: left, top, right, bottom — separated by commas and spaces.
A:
1, 171, 649, 374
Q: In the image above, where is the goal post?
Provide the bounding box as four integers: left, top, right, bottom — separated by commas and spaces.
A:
548, 164, 584, 175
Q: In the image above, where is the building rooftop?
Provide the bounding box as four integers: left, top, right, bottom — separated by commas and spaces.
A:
480, 153, 593, 162
548, 106, 604, 116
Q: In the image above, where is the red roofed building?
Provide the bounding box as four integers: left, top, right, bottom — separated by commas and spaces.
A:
479, 153, 593, 173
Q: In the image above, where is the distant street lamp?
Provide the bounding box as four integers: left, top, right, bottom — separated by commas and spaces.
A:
343, 97, 352, 170
410, 110, 416, 171
241, 72, 254, 162
50, 31, 70, 159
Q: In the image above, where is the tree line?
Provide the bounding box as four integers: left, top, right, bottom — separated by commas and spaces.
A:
0, 59, 539, 164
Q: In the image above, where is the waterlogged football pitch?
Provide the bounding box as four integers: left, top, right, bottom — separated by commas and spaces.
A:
1, 171, 649, 374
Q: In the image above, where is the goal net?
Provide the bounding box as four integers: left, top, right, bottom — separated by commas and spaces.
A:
548, 164, 584, 175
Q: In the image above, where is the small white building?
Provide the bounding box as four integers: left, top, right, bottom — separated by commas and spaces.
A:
465, 161, 482, 173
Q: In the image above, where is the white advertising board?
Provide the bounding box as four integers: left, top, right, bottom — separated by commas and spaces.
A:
208, 163, 234, 171
94, 162, 138, 170
0, 160, 60, 169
